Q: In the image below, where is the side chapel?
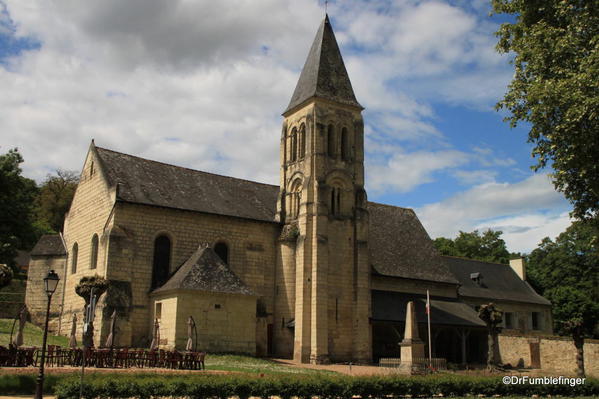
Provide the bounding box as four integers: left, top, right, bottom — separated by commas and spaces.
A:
26, 15, 552, 365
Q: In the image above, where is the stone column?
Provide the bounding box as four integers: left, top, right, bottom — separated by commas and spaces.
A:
400, 301, 425, 373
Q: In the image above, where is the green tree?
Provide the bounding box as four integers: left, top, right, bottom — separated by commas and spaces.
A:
36, 169, 78, 232
492, 0, 599, 220
433, 229, 511, 264
0, 148, 39, 269
526, 221, 599, 377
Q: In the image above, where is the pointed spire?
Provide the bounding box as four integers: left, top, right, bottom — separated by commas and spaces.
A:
284, 14, 362, 114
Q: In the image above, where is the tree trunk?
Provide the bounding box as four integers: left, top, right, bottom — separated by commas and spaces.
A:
487, 327, 495, 370
573, 331, 585, 377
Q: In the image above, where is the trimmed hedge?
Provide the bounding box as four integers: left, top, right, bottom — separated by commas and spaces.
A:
0, 373, 64, 395
50, 374, 599, 399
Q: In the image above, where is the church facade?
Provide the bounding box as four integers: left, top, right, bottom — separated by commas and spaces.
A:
25, 16, 552, 365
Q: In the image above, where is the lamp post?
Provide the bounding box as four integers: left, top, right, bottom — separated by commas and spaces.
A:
35, 270, 60, 399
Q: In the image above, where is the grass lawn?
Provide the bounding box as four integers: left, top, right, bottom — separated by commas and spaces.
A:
0, 318, 69, 347
204, 354, 333, 374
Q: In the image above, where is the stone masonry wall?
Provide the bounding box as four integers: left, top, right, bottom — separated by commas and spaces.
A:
59, 147, 117, 347
25, 255, 66, 333
169, 291, 256, 354
109, 202, 280, 348
498, 333, 599, 377
466, 298, 552, 335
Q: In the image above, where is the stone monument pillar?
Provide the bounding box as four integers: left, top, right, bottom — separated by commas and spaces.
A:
399, 301, 425, 373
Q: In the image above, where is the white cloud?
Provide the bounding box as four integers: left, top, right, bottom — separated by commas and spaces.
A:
476, 212, 572, 254
417, 174, 571, 253
367, 149, 468, 194
452, 169, 497, 185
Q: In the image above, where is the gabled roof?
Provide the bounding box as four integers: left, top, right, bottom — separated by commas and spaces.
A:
30, 235, 66, 257
444, 256, 551, 306
284, 14, 362, 114
153, 245, 254, 296
92, 145, 457, 285
95, 146, 279, 223
368, 203, 458, 285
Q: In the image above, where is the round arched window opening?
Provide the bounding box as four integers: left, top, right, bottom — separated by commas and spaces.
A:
152, 235, 171, 289
90, 234, 99, 269
71, 243, 78, 274
214, 242, 229, 264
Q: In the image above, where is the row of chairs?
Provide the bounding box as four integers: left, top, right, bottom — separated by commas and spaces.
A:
0, 345, 206, 370
0, 346, 37, 367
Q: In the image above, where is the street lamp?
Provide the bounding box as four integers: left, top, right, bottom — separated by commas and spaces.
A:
35, 270, 60, 399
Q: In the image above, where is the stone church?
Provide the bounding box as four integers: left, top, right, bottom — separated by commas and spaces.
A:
25, 15, 552, 365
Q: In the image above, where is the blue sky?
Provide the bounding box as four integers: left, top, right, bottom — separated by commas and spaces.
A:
0, 0, 571, 252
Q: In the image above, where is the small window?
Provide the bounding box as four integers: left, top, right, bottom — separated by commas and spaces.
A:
327, 125, 335, 157
532, 312, 541, 330
71, 243, 78, 274
330, 187, 341, 216
214, 304, 221, 310
90, 234, 99, 269
504, 312, 513, 329
290, 128, 297, 162
299, 124, 306, 159
214, 242, 229, 264
155, 302, 162, 320
341, 127, 349, 160
90, 161, 95, 178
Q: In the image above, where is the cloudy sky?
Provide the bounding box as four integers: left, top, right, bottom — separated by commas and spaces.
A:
1, 0, 572, 253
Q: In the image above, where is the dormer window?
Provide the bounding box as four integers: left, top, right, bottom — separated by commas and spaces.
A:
470, 272, 483, 286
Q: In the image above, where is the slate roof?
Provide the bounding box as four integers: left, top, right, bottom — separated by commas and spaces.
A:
153, 245, 254, 296
93, 145, 457, 285
444, 256, 551, 306
95, 147, 279, 223
368, 203, 458, 285
284, 14, 362, 114
30, 235, 66, 257
372, 290, 485, 327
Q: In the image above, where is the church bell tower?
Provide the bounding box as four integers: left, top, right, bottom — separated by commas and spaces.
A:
275, 15, 371, 364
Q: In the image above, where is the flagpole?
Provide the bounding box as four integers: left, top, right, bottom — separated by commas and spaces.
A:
426, 290, 432, 371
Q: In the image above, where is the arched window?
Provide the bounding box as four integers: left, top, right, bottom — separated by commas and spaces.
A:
341, 127, 349, 160
90, 234, 99, 269
299, 124, 306, 159
290, 128, 298, 162
330, 187, 341, 216
289, 180, 302, 218
214, 242, 229, 264
71, 243, 78, 274
327, 124, 335, 157
152, 235, 171, 289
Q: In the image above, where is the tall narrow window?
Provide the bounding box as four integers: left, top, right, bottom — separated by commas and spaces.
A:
290, 128, 298, 162
90, 234, 99, 269
71, 243, 78, 274
152, 235, 171, 289
330, 187, 341, 216
531, 312, 541, 330
214, 242, 229, 264
341, 127, 349, 160
299, 124, 306, 159
327, 124, 335, 157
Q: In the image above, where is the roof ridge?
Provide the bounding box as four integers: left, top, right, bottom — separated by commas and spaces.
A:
95, 146, 279, 189
441, 255, 509, 266
368, 201, 413, 212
